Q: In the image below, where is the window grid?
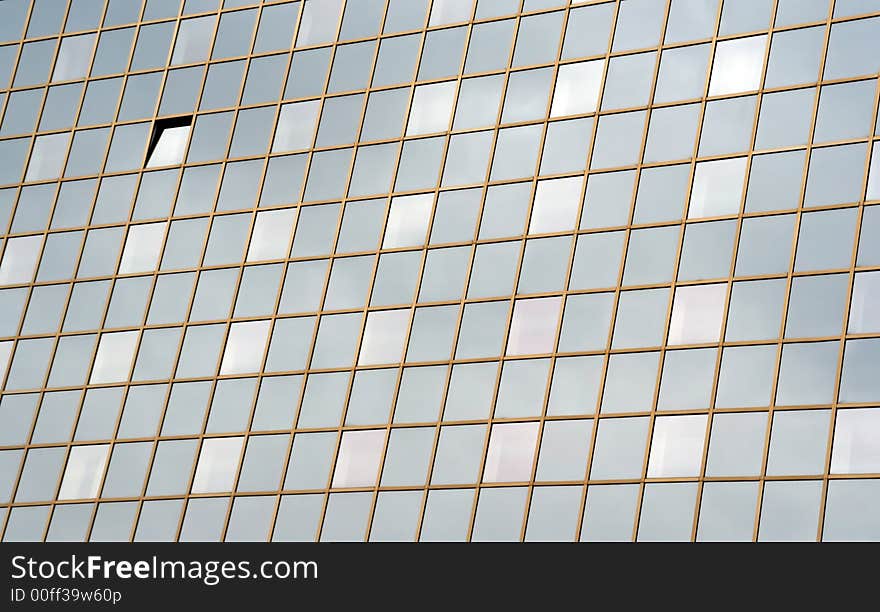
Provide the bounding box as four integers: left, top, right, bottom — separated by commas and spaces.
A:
0, 0, 879, 542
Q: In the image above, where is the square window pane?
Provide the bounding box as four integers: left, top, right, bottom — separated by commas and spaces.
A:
647, 415, 707, 478
709, 35, 766, 95
706, 412, 767, 477
332, 429, 385, 488
590, 416, 649, 480
768, 409, 830, 476
191, 437, 243, 493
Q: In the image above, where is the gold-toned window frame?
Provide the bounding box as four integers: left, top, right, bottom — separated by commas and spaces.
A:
0, 0, 878, 542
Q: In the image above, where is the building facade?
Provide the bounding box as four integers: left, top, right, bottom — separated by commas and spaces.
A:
0, 0, 879, 542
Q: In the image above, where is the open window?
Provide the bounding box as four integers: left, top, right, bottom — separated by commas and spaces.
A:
145, 116, 192, 167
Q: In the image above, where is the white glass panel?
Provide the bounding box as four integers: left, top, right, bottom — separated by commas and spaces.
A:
219, 320, 271, 374
689, 157, 747, 218
407, 81, 457, 135
483, 421, 540, 482
58, 444, 110, 500
358, 309, 409, 365
849, 271, 880, 333
0, 236, 43, 285
647, 415, 707, 477
868, 141, 879, 200
53, 34, 95, 81
296, 0, 344, 46
551, 60, 604, 117
272, 101, 320, 152
191, 436, 244, 493
146, 126, 190, 167
247, 208, 297, 261
90, 331, 138, 383
119, 223, 166, 273
429, 0, 472, 25
529, 177, 582, 234
668, 283, 727, 345
831, 409, 880, 474
709, 35, 766, 95
383, 194, 432, 248
507, 297, 562, 355
332, 429, 385, 487
26, 134, 69, 181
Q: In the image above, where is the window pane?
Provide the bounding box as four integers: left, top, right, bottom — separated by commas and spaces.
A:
332, 429, 385, 487
383, 194, 432, 248
706, 412, 767, 477
431, 425, 486, 485
90, 332, 138, 383
590, 417, 649, 480
612, 0, 664, 52
637, 483, 698, 542
172, 16, 213, 65
551, 60, 603, 117
758, 481, 822, 541
146, 125, 190, 167
408, 82, 456, 135
655, 44, 710, 103
191, 437, 243, 493
297, 0, 343, 46
768, 410, 830, 476
602, 352, 660, 414
483, 422, 539, 483
696, 482, 759, 542
647, 415, 707, 477
507, 297, 562, 356
472, 487, 527, 542
359, 310, 409, 365
529, 177, 581, 234
285, 432, 337, 490
581, 484, 639, 542
219, 320, 271, 374
536, 419, 592, 481
709, 36, 766, 95
832, 409, 880, 474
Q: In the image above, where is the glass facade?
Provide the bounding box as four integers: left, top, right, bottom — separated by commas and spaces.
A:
0, 0, 879, 542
